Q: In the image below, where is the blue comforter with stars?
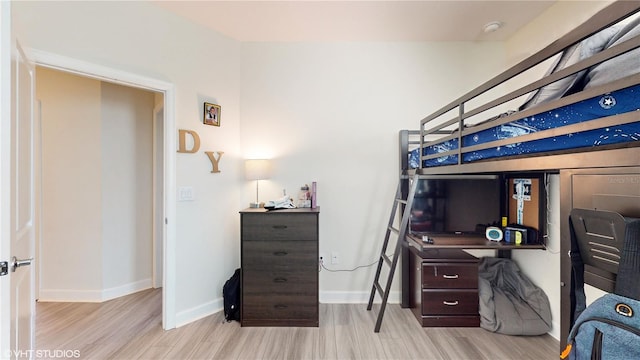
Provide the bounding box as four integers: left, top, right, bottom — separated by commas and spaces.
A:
418, 84, 640, 167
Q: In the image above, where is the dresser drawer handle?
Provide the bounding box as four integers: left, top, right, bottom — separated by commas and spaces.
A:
443, 301, 459, 306
273, 277, 287, 283
273, 251, 288, 256
442, 274, 459, 279
274, 304, 288, 310
272, 225, 288, 229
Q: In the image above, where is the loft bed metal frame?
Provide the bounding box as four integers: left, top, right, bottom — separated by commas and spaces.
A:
398, 1, 640, 350
412, 1, 640, 176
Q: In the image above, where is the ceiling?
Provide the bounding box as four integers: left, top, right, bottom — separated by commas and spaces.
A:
153, 1, 559, 42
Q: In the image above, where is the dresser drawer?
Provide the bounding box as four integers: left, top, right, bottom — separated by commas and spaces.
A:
422, 263, 478, 289
422, 289, 478, 315
242, 213, 318, 241
242, 294, 318, 322
242, 241, 317, 271
242, 269, 317, 296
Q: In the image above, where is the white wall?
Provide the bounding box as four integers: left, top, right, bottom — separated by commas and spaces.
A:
100, 81, 155, 294
240, 41, 507, 302
12, 1, 242, 323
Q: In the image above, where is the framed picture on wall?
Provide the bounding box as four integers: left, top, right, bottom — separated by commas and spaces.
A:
203, 102, 221, 127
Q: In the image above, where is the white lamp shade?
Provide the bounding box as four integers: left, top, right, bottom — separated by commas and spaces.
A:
245, 159, 272, 180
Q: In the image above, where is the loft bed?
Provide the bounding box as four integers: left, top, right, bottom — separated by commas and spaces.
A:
400, 1, 640, 176
398, 1, 640, 350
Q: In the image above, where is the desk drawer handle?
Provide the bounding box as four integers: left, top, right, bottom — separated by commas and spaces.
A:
274, 304, 288, 310
443, 301, 459, 306
273, 277, 287, 283
273, 251, 288, 256
442, 274, 459, 279
272, 225, 288, 229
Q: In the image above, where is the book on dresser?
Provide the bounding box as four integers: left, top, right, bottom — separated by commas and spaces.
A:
239, 207, 320, 327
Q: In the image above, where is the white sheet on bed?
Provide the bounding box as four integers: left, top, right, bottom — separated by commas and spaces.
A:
585, 15, 640, 89
519, 25, 620, 110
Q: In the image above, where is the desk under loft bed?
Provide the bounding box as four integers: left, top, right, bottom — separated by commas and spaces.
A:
397, 1, 640, 349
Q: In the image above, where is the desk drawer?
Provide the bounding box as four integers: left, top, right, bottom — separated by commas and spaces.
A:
422, 289, 478, 315
242, 213, 318, 241
422, 263, 478, 289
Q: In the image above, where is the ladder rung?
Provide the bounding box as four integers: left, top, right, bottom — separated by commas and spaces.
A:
395, 198, 408, 205
374, 281, 384, 296
381, 254, 392, 266
388, 226, 399, 235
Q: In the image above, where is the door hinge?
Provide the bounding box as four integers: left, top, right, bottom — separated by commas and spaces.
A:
0, 261, 8, 276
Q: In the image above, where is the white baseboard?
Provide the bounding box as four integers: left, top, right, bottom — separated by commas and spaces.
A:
175, 298, 222, 328
102, 279, 153, 302
38, 278, 152, 303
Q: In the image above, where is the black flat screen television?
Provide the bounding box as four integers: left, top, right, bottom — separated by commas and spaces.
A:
410, 175, 503, 234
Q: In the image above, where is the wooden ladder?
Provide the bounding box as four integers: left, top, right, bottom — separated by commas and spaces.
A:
367, 173, 420, 332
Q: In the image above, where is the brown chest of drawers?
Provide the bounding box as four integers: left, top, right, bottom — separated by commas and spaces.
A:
409, 247, 480, 327
240, 208, 319, 327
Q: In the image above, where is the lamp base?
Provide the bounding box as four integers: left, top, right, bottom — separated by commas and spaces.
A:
250, 202, 261, 208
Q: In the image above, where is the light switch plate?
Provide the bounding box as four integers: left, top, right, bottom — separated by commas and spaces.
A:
178, 186, 195, 201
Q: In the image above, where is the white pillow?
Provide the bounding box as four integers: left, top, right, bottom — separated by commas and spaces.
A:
520, 25, 619, 110
584, 16, 640, 89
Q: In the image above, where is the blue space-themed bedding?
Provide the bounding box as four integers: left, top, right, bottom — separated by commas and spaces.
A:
411, 84, 640, 168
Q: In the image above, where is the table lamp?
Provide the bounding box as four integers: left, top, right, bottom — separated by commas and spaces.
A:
245, 159, 271, 208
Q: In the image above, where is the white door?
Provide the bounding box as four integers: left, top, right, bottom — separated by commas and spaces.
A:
11, 40, 36, 358
0, 3, 36, 357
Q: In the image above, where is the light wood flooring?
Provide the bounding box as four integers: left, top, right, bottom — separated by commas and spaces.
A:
36, 288, 559, 359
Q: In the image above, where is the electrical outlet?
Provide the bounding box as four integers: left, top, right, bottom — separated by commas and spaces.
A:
331, 252, 339, 265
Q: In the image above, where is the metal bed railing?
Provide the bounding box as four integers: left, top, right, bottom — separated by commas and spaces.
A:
417, 1, 640, 171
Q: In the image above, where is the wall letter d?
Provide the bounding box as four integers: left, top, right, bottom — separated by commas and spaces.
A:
177, 129, 201, 153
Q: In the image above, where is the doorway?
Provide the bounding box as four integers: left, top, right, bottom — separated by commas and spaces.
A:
30, 49, 177, 329
36, 67, 162, 304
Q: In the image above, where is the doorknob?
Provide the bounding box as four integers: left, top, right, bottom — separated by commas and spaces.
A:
11, 256, 33, 272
